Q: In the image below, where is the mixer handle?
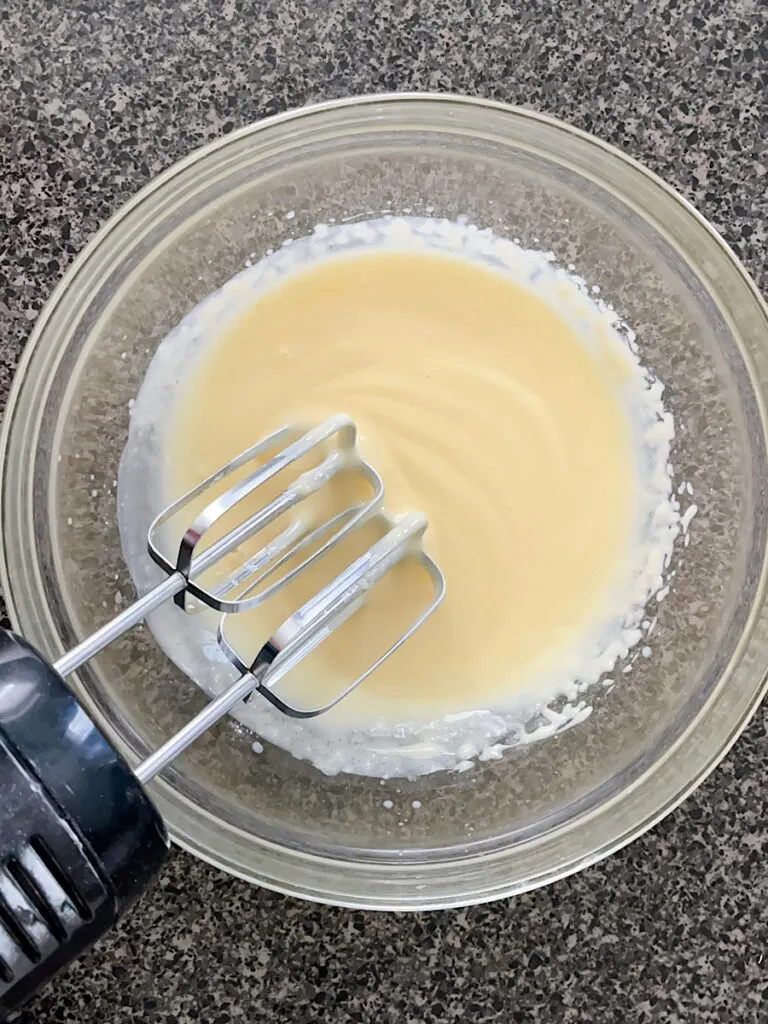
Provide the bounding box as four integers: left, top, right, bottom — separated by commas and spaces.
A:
0, 629, 168, 1019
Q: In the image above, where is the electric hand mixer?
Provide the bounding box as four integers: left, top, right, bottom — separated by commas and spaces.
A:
0, 415, 445, 1016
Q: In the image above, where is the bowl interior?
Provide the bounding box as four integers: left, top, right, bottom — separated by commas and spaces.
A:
4, 98, 768, 906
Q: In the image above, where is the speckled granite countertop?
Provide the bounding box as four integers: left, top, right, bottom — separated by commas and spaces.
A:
1, 0, 767, 1021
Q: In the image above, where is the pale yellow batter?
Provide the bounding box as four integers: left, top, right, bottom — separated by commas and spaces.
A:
166, 250, 635, 722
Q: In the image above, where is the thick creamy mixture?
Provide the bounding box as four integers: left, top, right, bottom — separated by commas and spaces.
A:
119, 217, 682, 777
167, 249, 634, 719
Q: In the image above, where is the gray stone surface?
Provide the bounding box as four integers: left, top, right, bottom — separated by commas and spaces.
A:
1, 0, 767, 1021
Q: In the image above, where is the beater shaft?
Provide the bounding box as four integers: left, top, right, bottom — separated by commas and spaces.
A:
134, 666, 266, 784
53, 573, 184, 677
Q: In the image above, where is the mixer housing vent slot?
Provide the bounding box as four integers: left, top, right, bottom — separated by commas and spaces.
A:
0, 839, 87, 994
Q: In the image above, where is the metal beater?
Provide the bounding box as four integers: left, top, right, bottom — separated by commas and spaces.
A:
50, 414, 445, 784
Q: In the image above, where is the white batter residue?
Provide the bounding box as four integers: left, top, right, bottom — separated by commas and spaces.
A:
118, 216, 693, 778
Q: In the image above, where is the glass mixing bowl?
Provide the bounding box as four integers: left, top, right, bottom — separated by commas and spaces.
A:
3, 95, 768, 910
